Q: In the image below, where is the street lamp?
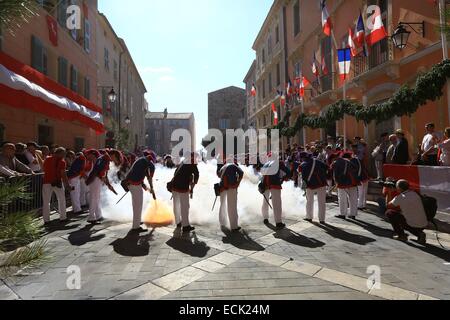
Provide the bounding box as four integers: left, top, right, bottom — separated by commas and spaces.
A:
107, 88, 117, 103
125, 116, 131, 125
392, 21, 425, 50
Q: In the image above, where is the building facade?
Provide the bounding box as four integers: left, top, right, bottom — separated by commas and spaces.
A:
145, 109, 196, 156
252, 0, 450, 157
208, 86, 247, 135
0, 0, 102, 150
96, 13, 147, 151
243, 60, 257, 130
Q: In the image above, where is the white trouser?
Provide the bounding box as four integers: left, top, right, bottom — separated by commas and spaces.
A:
42, 184, 67, 223
69, 176, 81, 213
129, 184, 143, 230
358, 181, 369, 208
173, 191, 190, 227
326, 180, 333, 195
88, 177, 103, 221
375, 161, 384, 180
80, 178, 88, 207
306, 186, 327, 222
219, 189, 239, 230
262, 189, 283, 224
338, 187, 358, 217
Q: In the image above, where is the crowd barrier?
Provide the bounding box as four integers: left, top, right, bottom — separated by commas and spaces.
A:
384, 164, 450, 213
0, 173, 72, 215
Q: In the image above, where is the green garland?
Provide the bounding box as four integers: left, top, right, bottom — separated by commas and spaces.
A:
274, 59, 450, 137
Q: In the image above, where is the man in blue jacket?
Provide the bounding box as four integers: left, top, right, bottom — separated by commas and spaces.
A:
299, 152, 328, 224
350, 145, 370, 210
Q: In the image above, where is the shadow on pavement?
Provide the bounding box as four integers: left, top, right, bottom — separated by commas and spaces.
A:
346, 219, 394, 239
222, 228, 265, 252
111, 229, 154, 257
314, 222, 376, 246
275, 229, 325, 249
166, 233, 210, 258
68, 224, 106, 246
406, 241, 450, 262
43, 220, 80, 235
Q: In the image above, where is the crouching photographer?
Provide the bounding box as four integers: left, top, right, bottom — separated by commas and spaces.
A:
42, 147, 73, 225
386, 179, 428, 244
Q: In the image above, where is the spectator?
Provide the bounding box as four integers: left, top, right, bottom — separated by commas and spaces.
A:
372, 133, 389, 180
40, 145, 50, 159
0, 143, 33, 177
376, 177, 399, 216
42, 147, 71, 224
25, 142, 43, 172
421, 123, 439, 166
386, 180, 428, 244
393, 130, 409, 165
15, 143, 30, 166
439, 127, 450, 166
354, 137, 367, 161
386, 134, 397, 164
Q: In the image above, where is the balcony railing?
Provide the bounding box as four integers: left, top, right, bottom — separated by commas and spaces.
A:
353, 39, 390, 77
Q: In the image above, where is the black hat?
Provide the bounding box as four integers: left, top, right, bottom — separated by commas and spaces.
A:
26, 141, 40, 148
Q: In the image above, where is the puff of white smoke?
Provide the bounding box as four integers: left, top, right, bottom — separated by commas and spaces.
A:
100, 161, 307, 227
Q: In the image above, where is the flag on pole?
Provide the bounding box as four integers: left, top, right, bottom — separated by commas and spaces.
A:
321, 55, 329, 75
365, 7, 388, 46
348, 28, 358, 57
251, 84, 257, 97
312, 53, 320, 77
286, 79, 293, 96
277, 90, 286, 107
272, 103, 279, 125
321, 0, 332, 36
337, 48, 351, 81
299, 76, 311, 97
355, 13, 366, 47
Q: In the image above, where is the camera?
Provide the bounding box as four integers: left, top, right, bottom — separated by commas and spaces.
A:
374, 180, 397, 188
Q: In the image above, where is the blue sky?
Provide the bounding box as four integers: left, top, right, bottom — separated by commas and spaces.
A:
98, 0, 273, 148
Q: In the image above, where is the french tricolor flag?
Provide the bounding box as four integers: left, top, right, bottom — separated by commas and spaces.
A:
312, 53, 320, 77
355, 13, 366, 48
299, 76, 311, 97
366, 7, 387, 46
348, 28, 358, 57
321, 0, 332, 36
338, 48, 351, 81
272, 103, 279, 125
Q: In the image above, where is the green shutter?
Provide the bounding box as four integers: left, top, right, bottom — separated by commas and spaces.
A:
58, 57, 68, 87
70, 65, 78, 92
31, 36, 43, 73
84, 77, 90, 100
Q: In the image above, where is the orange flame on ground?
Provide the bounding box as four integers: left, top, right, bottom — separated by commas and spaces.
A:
143, 199, 175, 228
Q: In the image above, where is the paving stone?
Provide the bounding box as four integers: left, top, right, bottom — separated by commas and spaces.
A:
192, 260, 227, 273
281, 260, 322, 277
368, 283, 422, 300
249, 251, 290, 267
152, 266, 208, 292
0, 284, 20, 300
113, 282, 169, 300
208, 252, 242, 265
314, 268, 371, 293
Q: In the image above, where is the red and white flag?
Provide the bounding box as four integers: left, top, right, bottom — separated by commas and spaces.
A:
272, 103, 278, 125
312, 53, 320, 77
348, 28, 358, 57
321, 0, 332, 36
365, 6, 387, 46
299, 76, 311, 97
46, 15, 58, 47
321, 55, 329, 75
251, 84, 257, 97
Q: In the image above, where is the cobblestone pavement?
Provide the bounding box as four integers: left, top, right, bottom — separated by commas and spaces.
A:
1, 203, 449, 300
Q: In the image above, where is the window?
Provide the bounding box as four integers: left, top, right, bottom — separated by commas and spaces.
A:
31, 36, 48, 75
219, 119, 231, 130
84, 19, 91, 53
262, 48, 265, 64
70, 65, 78, 93
57, 0, 69, 27
113, 60, 118, 81
38, 125, 54, 146
293, 0, 300, 36
275, 25, 280, 44
267, 33, 272, 56
104, 48, 110, 71
84, 77, 90, 100
101, 88, 108, 114
262, 79, 266, 99
268, 72, 272, 93
276, 63, 281, 86
58, 57, 68, 87
74, 137, 85, 152
320, 36, 333, 92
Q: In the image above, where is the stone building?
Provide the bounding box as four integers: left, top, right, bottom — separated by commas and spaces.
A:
145, 109, 196, 156
208, 86, 247, 135
243, 60, 257, 130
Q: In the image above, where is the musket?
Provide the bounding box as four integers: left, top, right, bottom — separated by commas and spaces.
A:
212, 196, 218, 211
263, 194, 273, 210
116, 192, 128, 205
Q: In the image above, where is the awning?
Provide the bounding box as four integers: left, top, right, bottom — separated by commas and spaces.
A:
0, 51, 104, 133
